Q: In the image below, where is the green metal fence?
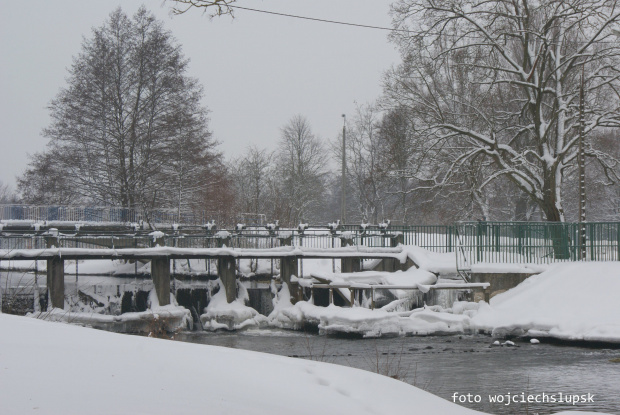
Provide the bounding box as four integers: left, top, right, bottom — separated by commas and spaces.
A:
455, 221, 620, 273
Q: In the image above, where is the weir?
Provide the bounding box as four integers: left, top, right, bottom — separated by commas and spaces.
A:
3, 243, 408, 313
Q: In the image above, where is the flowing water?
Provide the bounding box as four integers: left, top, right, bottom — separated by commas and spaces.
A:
176, 329, 620, 414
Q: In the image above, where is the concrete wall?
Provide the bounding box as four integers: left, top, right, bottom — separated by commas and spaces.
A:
469, 272, 536, 301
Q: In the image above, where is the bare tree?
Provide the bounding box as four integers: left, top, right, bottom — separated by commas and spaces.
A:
334, 104, 390, 224
277, 115, 329, 225
19, 7, 224, 219
375, 107, 421, 223
18, 151, 82, 205
230, 146, 274, 217
0, 181, 18, 204
385, 0, 620, 222
169, 0, 236, 17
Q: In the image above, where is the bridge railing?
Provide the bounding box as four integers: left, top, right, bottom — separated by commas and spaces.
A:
0, 227, 443, 252
4, 221, 620, 268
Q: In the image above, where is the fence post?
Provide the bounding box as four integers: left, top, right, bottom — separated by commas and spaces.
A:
589, 223, 595, 261
476, 221, 482, 262
617, 223, 620, 261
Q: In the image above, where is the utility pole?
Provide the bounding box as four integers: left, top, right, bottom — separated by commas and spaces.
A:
341, 114, 346, 225
578, 66, 587, 260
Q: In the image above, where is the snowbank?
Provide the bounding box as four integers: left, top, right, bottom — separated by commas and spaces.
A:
471, 262, 620, 342
0, 313, 487, 415
200, 279, 267, 330
405, 246, 458, 274
269, 262, 620, 342
27, 290, 192, 333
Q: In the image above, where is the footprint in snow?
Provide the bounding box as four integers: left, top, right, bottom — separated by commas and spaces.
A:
335, 387, 351, 397
316, 377, 330, 387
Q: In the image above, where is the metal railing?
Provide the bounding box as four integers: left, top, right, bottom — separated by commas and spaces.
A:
4, 220, 620, 270
455, 221, 620, 273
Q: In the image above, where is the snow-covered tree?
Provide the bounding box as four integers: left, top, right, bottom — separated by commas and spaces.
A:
385, 0, 620, 222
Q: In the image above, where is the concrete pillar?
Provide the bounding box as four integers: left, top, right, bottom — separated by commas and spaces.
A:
151, 258, 171, 306
280, 255, 299, 286
390, 233, 404, 247
214, 235, 237, 303
374, 234, 405, 272
277, 235, 292, 247
46, 258, 65, 309
218, 256, 237, 303
45, 236, 60, 249
277, 235, 301, 302
216, 235, 231, 248
340, 237, 361, 273
150, 236, 165, 248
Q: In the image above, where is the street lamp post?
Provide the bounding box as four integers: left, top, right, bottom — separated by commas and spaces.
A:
341, 114, 346, 225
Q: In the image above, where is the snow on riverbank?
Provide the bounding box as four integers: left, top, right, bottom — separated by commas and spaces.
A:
472, 262, 620, 342
27, 290, 192, 333
0, 313, 488, 415
268, 263, 620, 342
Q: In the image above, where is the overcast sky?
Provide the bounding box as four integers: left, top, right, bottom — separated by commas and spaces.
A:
0, 0, 400, 190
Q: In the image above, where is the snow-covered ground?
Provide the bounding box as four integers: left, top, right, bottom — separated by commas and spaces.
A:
1, 313, 609, 415
0, 312, 486, 415
472, 262, 620, 342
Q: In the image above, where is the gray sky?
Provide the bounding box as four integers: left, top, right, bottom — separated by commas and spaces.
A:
0, 0, 400, 190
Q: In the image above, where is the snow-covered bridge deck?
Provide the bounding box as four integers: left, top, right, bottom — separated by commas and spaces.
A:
0, 246, 405, 261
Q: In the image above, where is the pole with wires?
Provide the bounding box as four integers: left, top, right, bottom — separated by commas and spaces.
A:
578, 66, 587, 260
